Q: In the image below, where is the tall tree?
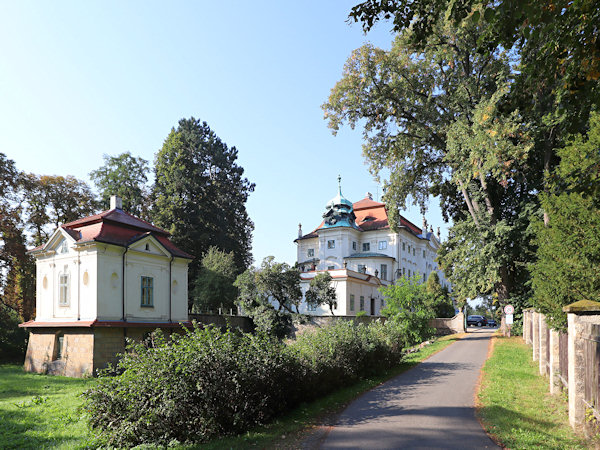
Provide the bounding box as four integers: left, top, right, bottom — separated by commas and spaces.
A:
0, 153, 35, 321
22, 174, 98, 245
530, 112, 600, 331
323, 17, 533, 306
90, 152, 150, 217
152, 117, 255, 301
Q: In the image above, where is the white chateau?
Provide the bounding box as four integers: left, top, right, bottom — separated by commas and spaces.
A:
21, 196, 192, 377
294, 179, 449, 316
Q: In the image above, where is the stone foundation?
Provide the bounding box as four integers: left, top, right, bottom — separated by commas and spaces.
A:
24, 325, 181, 377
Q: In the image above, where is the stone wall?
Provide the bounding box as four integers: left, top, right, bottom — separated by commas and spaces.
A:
188, 314, 254, 333
428, 311, 465, 335
291, 315, 386, 338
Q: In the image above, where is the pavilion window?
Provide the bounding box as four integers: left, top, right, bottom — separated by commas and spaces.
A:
141, 276, 154, 307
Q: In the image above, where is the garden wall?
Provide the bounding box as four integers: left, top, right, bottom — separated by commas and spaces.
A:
428, 311, 465, 335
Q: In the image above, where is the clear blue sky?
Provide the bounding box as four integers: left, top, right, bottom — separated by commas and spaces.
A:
0, 1, 450, 265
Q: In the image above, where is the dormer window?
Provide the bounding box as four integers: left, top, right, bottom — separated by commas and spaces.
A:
145, 243, 150, 251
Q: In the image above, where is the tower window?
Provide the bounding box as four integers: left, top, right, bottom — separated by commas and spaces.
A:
307, 248, 315, 257
378, 241, 387, 250
327, 240, 335, 249
362, 243, 370, 252
352, 241, 357, 251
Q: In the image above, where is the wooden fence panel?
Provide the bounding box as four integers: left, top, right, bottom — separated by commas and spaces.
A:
559, 331, 568, 388
583, 324, 600, 418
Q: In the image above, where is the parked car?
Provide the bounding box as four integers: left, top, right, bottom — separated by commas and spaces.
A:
467, 315, 487, 327
487, 318, 497, 327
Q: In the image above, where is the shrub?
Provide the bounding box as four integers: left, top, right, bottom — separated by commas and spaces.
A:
84, 326, 298, 446
0, 303, 28, 362
84, 319, 422, 446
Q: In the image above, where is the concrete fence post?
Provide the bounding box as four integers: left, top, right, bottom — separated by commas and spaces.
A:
549, 328, 561, 394
563, 300, 600, 432
539, 314, 549, 376
532, 312, 539, 361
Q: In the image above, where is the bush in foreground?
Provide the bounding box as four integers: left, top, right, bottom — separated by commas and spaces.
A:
83, 320, 411, 446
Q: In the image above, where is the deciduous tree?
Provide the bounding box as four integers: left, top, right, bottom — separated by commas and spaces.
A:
90, 152, 150, 217
305, 272, 338, 315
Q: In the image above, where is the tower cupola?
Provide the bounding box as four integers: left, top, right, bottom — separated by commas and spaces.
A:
322, 176, 359, 229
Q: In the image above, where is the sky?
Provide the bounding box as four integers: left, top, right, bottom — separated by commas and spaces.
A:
0, 1, 451, 265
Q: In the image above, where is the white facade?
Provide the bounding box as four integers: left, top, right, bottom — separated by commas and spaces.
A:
31, 211, 190, 325
295, 190, 450, 316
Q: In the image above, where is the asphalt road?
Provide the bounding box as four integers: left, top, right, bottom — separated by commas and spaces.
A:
317, 327, 498, 449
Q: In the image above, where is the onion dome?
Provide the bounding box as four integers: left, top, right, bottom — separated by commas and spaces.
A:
322, 176, 359, 229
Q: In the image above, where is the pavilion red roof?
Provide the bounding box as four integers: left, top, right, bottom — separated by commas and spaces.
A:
36, 208, 193, 259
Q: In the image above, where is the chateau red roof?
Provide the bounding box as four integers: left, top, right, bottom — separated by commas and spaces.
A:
296, 195, 423, 239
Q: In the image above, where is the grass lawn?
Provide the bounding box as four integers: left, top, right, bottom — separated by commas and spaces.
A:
477, 336, 590, 449
0, 364, 96, 449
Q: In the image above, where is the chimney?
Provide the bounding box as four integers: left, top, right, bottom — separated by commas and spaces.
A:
110, 195, 123, 210
298, 223, 303, 238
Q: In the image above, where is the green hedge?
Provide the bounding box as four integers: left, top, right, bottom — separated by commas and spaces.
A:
83, 320, 410, 446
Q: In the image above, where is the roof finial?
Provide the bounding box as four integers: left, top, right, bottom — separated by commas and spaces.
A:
337, 174, 342, 193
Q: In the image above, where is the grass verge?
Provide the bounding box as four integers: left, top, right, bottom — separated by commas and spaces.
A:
0, 364, 96, 449
477, 336, 589, 449
199, 333, 465, 449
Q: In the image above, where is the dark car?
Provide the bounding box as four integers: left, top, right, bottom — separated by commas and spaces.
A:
467, 315, 487, 327
487, 318, 497, 327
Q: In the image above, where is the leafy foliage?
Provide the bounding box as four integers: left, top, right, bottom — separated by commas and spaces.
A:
234, 257, 301, 338
531, 113, 600, 331
305, 272, 337, 315
192, 246, 238, 313
425, 272, 455, 318
84, 319, 415, 447
152, 117, 255, 299
0, 153, 35, 322
380, 276, 435, 347
84, 327, 296, 446
21, 174, 97, 246
89, 152, 150, 218
0, 303, 28, 361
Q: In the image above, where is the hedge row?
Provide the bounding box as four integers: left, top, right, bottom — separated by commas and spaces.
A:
83, 320, 419, 446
